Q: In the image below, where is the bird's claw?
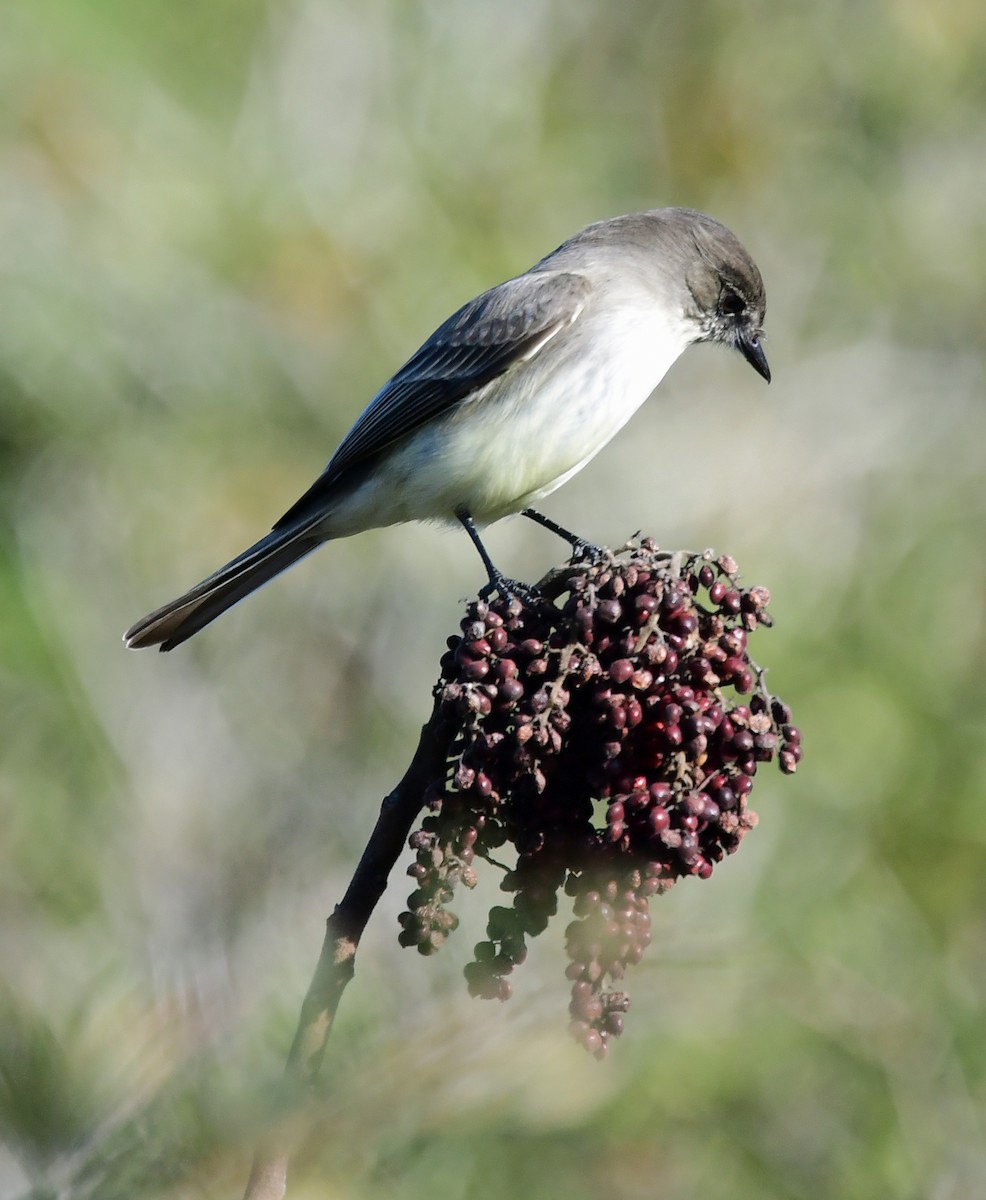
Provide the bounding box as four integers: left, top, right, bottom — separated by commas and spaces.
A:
568, 538, 601, 562
479, 575, 542, 605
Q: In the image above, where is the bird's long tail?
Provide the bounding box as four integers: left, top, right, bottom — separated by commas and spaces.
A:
124, 522, 323, 651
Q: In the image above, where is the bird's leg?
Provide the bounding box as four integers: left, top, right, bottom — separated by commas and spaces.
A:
521, 508, 599, 560
457, 511, 539, 601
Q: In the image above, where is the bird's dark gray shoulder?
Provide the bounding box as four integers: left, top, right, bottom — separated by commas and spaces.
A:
402, 268, 592, 360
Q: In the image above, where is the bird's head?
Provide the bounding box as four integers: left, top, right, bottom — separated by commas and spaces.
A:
680, 211, 770, 383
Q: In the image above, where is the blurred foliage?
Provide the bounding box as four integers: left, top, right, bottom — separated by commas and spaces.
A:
2, 1, 986, 1197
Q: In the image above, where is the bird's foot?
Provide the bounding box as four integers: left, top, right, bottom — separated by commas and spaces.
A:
479, 573, 542, 605
566, 536, 601, 562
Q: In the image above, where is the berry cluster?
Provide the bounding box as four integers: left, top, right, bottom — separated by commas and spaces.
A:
398, 541, 801, 1056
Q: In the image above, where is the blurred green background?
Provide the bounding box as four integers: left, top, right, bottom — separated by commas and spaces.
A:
3, 1, 986, 1197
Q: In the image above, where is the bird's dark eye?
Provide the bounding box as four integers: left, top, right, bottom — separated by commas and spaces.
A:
719, 290, 746, 317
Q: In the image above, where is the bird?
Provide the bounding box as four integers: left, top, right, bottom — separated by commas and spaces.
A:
125, 207, 769, 651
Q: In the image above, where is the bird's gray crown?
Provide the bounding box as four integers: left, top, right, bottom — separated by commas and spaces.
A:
551, 208, 764, 323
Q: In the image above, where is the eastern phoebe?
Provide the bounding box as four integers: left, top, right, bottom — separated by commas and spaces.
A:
125, 208, 769, 651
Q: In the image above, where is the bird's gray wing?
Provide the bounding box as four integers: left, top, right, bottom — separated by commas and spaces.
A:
273, 269, 590, 529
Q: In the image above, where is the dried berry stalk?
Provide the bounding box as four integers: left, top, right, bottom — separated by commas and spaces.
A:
400, 540, 801, 1057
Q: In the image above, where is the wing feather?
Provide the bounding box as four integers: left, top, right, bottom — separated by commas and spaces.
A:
274, 270, 590, 529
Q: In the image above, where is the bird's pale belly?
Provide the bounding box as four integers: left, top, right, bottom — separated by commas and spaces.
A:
437, 331, 679, 521
441, 385, 629, 519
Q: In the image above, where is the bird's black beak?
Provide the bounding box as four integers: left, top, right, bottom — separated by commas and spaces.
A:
738, 332, 771, 383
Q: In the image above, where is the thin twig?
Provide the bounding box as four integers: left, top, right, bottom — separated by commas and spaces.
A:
242, 697, 448, 1200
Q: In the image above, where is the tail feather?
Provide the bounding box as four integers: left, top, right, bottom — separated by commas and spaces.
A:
124, 525, 321, 651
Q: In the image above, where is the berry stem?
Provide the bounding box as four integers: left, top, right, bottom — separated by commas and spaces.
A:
243, 698, 448, 1200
